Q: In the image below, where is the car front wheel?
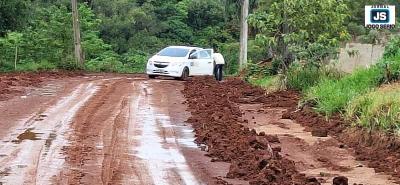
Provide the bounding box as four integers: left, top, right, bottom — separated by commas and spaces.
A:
178, 67, 189, 81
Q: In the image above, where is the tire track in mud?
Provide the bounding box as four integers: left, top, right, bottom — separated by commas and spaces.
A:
57, 79, 134, 184
58, 78, 204, 185
100, 96, 130, 184
1, 75, 252, 185
0, 81, 98, 185
129, 81, 200, 185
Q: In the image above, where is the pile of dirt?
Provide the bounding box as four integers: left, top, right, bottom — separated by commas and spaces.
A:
258, 86, 400, 182
183, 77, 319, 185
0, 71, 80, 100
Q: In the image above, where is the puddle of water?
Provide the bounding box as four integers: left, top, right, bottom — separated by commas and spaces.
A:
11, 128, 41, 144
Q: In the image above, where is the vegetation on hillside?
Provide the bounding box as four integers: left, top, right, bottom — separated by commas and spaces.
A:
0, 0, 262, 73
3, 0, 399, 74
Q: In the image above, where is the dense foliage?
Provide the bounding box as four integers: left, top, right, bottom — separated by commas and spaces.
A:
0, 0, 251, 73
249, 0, 350, 69
0, 0, 399, 74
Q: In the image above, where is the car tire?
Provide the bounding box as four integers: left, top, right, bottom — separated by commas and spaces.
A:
148, 75, 157, 79
178, 67, 189, 81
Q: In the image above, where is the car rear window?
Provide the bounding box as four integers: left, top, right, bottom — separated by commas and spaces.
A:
158, 48, 190, 57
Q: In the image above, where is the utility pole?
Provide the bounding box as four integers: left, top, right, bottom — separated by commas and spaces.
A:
71, 0, 84, 66
239, 0, 249, 70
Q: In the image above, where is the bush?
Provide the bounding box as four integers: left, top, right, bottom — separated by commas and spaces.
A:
383, 35, 400, 59
286, 63, 342, 92
121, 50, 148, 73
220, 40, 268, 75
305, 66, 384, 115
219, 42, 239, 75
248, 75, 283, 92
16, 60, 57, 72
346, 84, 400, 132
85, 51, 124, 72
246, 60, 274, 78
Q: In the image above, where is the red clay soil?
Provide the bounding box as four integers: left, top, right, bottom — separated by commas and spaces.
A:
0, 71, 80, 100
183, 77, 319, 185
184, 76, 400, 184
263, 87, 400, 182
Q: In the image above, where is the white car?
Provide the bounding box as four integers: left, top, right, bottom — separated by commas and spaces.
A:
146, 46, 214, 80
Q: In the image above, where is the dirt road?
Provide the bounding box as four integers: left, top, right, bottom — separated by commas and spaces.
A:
0, 75, 238, 185
0, 74, 398, 185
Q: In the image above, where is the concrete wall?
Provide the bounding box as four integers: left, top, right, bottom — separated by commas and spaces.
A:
336, 43, 385, 73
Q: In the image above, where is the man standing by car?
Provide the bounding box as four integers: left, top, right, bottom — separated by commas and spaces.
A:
213, 50, 225, 81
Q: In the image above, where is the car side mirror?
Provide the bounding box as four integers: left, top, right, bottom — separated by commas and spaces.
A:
189, 54, 197, 59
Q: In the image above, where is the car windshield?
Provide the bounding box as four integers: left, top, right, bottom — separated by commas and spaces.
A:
157, 47, 190, 57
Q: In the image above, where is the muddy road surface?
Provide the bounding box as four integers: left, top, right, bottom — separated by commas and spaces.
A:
0, 74, 398, 185
0, 75, 237, 185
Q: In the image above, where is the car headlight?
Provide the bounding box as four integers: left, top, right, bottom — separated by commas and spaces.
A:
148, 61, 153, 65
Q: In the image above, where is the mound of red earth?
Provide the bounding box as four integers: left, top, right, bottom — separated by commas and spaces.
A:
258, 84, 400, 182
0, 71, 79, 100
183, 77, 319, 185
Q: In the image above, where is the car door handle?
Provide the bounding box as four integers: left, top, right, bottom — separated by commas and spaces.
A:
208, 62, 212, 64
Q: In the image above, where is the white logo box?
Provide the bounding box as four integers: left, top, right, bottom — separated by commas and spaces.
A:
365, 5, 396, 29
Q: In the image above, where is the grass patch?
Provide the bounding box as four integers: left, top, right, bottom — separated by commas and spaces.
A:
305, 66, 384, 116
346, 83, 400, 132
0, 61, 58, 72
249, 75, 283, 92
286, 64, 342, 92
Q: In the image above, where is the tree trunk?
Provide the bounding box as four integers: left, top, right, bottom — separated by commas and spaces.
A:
14, 46, 18, 70
71, 0, 84, 66
239, 0, 249, 70
279, 0, 292, 73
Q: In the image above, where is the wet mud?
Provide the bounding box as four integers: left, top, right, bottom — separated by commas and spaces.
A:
0, 72, 80, 101
183, 76, 399, 185
2, 75, 228, 184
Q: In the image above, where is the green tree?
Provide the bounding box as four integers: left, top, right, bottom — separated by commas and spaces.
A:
187, 0, 224, 30
249, 0, 350, 69
0, 0, 29, 36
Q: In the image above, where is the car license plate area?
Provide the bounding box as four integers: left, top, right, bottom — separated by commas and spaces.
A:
153, 69, 168, 74
154, 69, 164, 72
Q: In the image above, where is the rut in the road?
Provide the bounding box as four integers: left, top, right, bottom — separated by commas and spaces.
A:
59, 79, 132, 184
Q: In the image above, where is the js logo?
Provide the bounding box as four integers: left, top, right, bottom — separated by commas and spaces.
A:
371, 9, 390, 23
365, 5, 396, 29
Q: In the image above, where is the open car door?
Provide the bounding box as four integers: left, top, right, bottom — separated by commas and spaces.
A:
189, 49, 214, 76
